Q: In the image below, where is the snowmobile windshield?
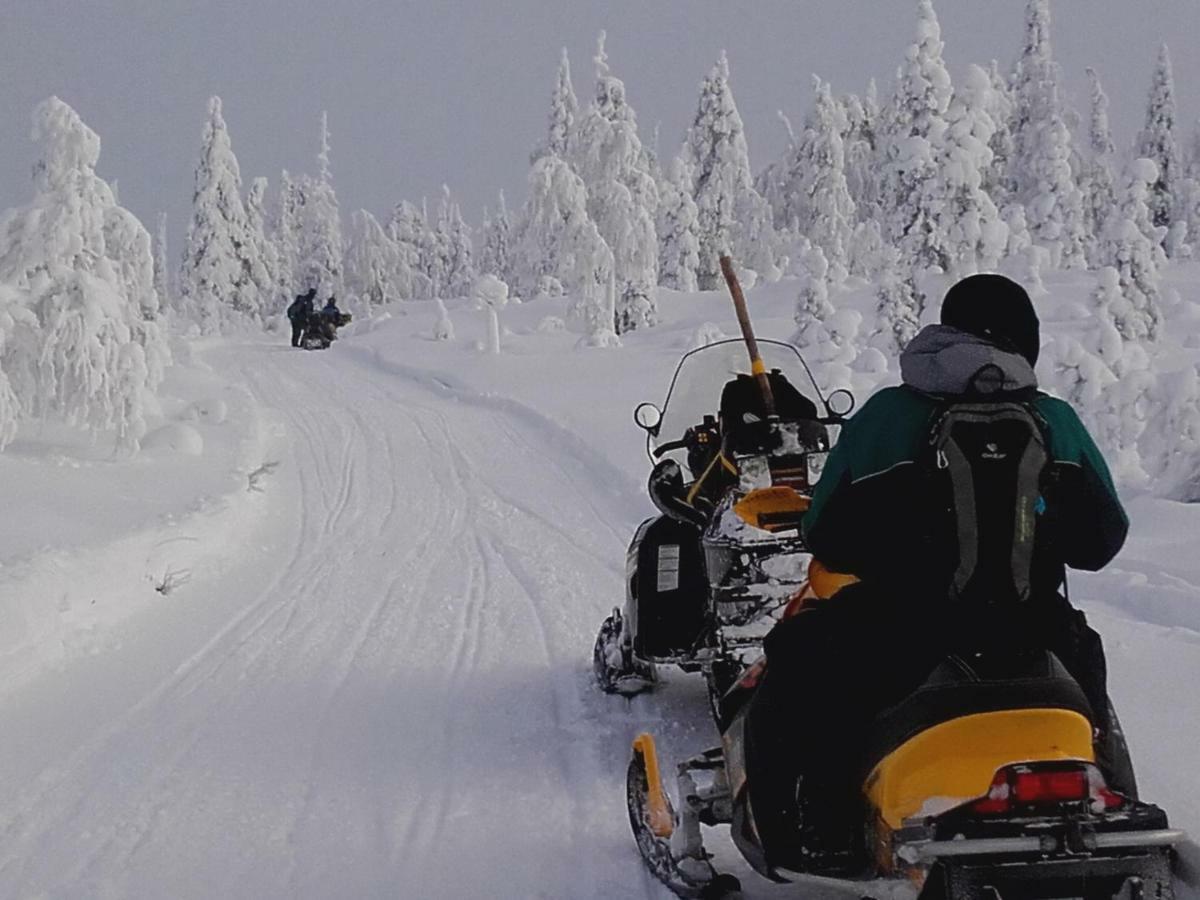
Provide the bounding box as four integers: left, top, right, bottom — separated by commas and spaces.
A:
654, 339, 823, 451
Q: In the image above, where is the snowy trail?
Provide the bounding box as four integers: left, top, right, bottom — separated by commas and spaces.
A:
0, 336, 1196, 900
0, 341, 657, 900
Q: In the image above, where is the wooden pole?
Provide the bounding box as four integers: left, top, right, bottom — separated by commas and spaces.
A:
719, 255, 776, 417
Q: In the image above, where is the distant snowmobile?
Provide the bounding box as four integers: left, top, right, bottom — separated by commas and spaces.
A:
626, 580, 1199, 899
301, 309, 351, 350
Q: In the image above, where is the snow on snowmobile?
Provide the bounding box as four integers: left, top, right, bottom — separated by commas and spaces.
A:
592, 258, 855, 716
301, 309, 352, 350
625, 567, 1199, 900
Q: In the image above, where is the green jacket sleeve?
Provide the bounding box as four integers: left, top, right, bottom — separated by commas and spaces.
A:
1035, 396, 1129, 571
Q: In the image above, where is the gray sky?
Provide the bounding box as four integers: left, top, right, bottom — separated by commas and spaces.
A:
3, 0, 1199, 251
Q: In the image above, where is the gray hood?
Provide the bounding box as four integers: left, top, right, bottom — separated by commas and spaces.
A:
900, 325, 1038, 396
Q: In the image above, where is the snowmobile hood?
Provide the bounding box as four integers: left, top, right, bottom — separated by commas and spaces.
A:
900, 325, 1038, 396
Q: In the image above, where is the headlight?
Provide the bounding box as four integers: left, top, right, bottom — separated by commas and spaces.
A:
805, 451, 829, 486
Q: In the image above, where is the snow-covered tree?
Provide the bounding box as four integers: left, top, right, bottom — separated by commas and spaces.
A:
473, 273, 509, 354
656, 154, 700, 292
433, 296, 454, 341
1080, 68, 1118, 264
982, 60, 1016, 204
1098, 158, 1165, 341
298, 112, 344, 299
870, 246, 922, 358
1136, 44, 1182, 253
387, 200, 434, 299
0, 96, 169, 451
684, 52, 779, 288
571, 32, 659, 332
801, 77, 856, 280
514, 154, 603, 301
179, 96, 259, 332
245, 176, 282, 317
877, 0, 953, 273
272, 169, 303, 301
793, 244, 835, 349
345, 209, 409, 307
534, 48, 578, 162
152, 212, 171, 317
1008, 0, 1087, 268
929, 64, 1008, 276
478, 190, 512, 282
435, 187, 475, 297
843, 81, 880, 218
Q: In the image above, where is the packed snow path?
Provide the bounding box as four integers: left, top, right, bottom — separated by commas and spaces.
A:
0, 336, 1197, 900
0, 341, 661, 899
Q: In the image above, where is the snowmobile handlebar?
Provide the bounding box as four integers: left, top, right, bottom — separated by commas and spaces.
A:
652, 438, 690, 458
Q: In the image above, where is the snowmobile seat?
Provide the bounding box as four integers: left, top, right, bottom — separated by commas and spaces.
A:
859, 650, 1094, 780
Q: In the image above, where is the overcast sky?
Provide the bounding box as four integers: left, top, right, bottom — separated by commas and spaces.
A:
3, 0, 1199, 251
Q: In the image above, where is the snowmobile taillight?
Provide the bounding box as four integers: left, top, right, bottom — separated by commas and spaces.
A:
965, 763, 1121, 817
1011, 768, 1088, 806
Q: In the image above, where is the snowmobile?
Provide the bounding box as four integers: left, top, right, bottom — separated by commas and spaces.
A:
593, 258, 855, 716
625, 571, 1198, 900
301, 310, 352, 350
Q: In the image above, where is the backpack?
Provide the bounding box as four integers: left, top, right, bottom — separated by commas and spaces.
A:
927, 398, 1049, 608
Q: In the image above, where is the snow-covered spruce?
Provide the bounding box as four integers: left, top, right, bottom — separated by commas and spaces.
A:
877, 0, 953, 274
297, 112, 344, 301
570, 32, 659, 333
656, 154, 700, 292
178, 96, 260, 333
153, 212, 172, 317
929, 63, 1008, 277
272, 170, 304, 305
387, 200, 435, 300
478, 190, 513, 284
438, 186, 475, 299
684, 52, 779, 289
1008, 0, 1088, 269
534, 47, 578, 163
513, 153, 603, 303
870, 244, 922, 357
1136, 43, 1182, 253
345, 209, 409, 308
245, 176, 283, 318
1099, 158, 1165, 342
799, 77, 856, 282
1080, 68, 1118, 266
0, 96, 169, 451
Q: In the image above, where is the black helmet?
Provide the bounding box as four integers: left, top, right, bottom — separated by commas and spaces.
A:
941, 273, 1040, 367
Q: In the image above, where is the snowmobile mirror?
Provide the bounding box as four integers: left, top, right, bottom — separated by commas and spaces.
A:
634, 402, 662, 435
825, 389, 855, 418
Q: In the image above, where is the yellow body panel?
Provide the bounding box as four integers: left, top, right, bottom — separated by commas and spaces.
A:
732, 486, 809, 531
865, 708, 1095, 830
807, 558, 860, 600
632, 733, 674, 838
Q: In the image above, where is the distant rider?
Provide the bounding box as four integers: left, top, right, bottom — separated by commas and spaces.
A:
745, 273, 1131, 870
287, 288, 316, 348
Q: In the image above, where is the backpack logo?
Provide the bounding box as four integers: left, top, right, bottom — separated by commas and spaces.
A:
982, 442, 1006, 460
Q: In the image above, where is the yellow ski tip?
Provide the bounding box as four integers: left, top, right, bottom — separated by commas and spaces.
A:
632, 733, 674, 838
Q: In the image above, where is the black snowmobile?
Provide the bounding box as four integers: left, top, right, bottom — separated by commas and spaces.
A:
591, 335, 854, 715
627, 618, 1199, 900
301, 309, 352, 350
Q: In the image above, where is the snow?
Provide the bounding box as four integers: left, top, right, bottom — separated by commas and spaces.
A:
0, 271, 1194, 898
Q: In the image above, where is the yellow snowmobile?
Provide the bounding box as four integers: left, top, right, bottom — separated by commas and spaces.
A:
625, 566, 1195, 900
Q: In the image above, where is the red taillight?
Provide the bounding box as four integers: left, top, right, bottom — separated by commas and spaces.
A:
1012, 768, 1088, 805
964, 763, 1127, 817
